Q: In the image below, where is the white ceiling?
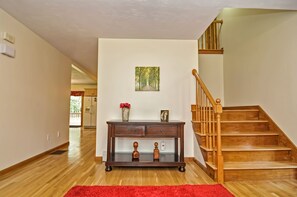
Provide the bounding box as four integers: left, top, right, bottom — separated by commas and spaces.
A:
0, 0, 297, 77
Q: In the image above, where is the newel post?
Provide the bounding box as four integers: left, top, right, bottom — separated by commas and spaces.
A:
215, 98, 224, 183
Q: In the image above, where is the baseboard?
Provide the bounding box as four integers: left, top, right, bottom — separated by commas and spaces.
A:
193, 157, 207, 172
184, 157, 194, 162
199, 49, 224, 54
95, 156, 103, 163
0, 142, 69, 176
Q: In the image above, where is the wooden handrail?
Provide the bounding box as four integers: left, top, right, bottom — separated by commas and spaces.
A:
192, 68, 224, 183
192, 69, 216, 109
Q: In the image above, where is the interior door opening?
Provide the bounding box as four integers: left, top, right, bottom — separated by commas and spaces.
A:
69, 91, 84, 127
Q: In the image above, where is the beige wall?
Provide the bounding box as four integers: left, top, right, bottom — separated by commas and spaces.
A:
199, 54, 224, 105
220, 9, 297, 144
97, 39, 197, 159
0, 9, 72, 170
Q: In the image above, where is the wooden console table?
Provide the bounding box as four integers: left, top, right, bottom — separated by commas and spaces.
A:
105, 120, 186, 172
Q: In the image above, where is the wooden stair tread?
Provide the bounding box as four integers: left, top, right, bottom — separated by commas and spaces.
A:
221, 120, 268, 123
206, 161, 297, 170
195, 130, 278, 137
192, 120, 268, 123
191, 104, 259, 110
200, 145, 291, 151
222, 145, 291, 151
191, 109, 259, 112
222, 106, 259, 110
223, 109, 259, 112
221, 130, 278, 136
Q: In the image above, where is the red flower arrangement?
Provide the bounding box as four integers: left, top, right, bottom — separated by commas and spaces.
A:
120, 102, 131, 109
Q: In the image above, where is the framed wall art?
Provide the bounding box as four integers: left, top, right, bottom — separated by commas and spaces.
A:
135, 66, 160, 91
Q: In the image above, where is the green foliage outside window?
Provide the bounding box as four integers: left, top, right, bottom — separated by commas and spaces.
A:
70, 96, 82, 113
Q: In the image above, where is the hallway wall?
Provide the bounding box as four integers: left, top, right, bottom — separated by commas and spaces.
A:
220, 9, 297, 144
0, 9, 72, 170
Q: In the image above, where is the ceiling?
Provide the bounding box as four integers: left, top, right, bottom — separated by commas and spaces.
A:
71, 66, 96, 85
0, 0, 297, 78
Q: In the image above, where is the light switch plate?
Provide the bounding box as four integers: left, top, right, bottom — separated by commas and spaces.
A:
0, 43, 15, 58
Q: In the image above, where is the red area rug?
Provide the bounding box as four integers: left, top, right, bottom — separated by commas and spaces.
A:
64, 184, 234, 197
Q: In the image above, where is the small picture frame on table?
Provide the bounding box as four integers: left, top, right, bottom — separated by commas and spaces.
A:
160, 110, 169, 122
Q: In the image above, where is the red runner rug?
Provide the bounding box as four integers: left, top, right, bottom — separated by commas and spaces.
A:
65, 184, 234, 197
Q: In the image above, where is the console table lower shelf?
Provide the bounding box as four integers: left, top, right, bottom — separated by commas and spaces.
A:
105, 152, 186, 172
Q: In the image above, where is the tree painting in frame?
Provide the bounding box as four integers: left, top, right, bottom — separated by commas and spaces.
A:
135, 67, 160, 91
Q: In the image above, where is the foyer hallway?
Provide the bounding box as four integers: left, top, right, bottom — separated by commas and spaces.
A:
0, 128, 296, 196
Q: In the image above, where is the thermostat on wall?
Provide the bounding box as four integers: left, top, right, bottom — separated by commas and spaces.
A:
1, 32, 15, 44
0, 43, 15, 58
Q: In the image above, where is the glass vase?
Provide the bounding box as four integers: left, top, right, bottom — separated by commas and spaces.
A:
122, 108, 130, 122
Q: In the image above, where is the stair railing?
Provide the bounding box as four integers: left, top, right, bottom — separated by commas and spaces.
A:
192, 69, 224, 183
198, 19, 223, 54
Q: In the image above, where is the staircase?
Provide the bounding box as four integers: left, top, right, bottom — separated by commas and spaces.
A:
191, 70, 297, 182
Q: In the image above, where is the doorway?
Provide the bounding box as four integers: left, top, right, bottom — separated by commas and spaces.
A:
83, 89, 97, 129
69, 91, 84, 127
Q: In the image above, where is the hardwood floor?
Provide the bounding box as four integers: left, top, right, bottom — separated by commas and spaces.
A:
0, 128, 296, 197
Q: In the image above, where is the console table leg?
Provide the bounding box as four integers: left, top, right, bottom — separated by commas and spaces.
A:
179, 166, 185, 172
105, 166, 112, 172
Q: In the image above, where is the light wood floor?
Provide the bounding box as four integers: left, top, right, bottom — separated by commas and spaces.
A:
0, 128, 296, 197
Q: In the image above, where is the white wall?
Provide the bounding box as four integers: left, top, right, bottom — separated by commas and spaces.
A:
221, 9, 297, 144
97, 39, 197, 159
192, 54, 224, 164
199, 54, 224, 105
0, 9, 72, 170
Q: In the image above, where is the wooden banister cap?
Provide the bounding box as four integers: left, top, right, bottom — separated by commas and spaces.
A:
192, 69, 198, 75
216, 98, 221, 104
